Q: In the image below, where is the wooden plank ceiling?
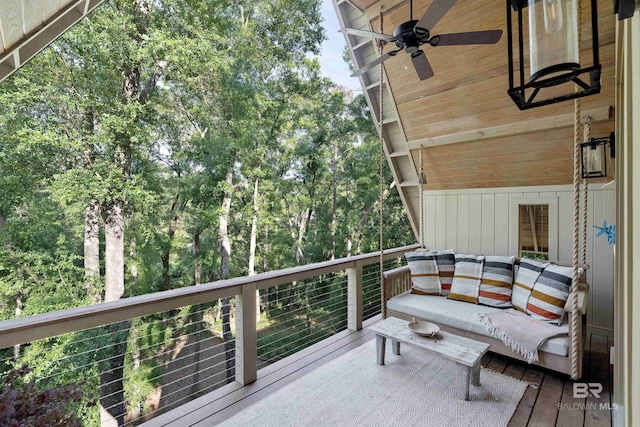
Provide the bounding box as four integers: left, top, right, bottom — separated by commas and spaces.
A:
0, 0, 104, 83
334, 0, 615, 238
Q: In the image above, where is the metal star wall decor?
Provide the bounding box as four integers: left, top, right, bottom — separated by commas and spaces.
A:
594, 220, 616, 245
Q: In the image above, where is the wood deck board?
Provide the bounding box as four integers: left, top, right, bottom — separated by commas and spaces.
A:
146, 326, 611, 427
584, 334, 612, 427
485, 354, 509, 374
528, 374, 563, 427
555, 334, 591, 427
508, 368, 545, 427
196, 332, 377, 426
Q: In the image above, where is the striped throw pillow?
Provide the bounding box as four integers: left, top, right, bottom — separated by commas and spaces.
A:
479, 255, 516, 308
527, 264, 582, 324
512, 258, 548, 312
406, 250, 441, 295
447, 254, 484, 304
435, 249, 456, 296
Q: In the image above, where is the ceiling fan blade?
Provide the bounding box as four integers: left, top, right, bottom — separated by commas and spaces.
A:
415, 0, 458, 31
339, 27, 397, 42
431, 30, 503, 46
351, 50, 400, 78
411, 51, 435, 81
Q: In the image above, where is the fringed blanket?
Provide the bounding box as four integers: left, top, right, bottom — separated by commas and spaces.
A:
476, 309, 569, 363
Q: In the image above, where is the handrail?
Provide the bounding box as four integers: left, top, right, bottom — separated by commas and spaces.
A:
0, 244, 419, 349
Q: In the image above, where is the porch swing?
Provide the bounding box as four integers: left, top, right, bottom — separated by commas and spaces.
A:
375, 17, 591, 380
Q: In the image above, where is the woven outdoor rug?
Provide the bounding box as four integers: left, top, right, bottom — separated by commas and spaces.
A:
219, 338, 528, 427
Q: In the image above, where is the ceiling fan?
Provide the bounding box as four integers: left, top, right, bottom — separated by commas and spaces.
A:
340, 0, 503, 81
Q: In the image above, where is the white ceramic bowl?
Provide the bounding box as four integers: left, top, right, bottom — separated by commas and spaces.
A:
408, 321, 440, 338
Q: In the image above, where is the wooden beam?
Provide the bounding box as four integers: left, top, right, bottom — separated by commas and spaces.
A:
363, 0, 406, 20
528, 205, 539, 252
347, 263, 364, 331
236, 282, 257, 386
0, 0, 106, 84
407, 106, 614, 150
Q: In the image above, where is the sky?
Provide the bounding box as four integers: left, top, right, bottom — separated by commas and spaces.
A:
316, 0, 362, 92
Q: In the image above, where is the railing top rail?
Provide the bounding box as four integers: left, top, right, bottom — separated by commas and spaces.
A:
0, 244, 419, 349
382, 265, 410, 278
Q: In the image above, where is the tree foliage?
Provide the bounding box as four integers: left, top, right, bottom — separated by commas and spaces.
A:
0, 0, 413, 423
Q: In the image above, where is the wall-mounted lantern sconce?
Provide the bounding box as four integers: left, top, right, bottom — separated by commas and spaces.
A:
614, 0, 636, 20
507, 0, 602, 110
581, 132, 615, 179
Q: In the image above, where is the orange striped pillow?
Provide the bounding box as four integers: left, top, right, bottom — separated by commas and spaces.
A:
478, 256, 516, 308
527, 264, 583, 324
512, 258, 548, 312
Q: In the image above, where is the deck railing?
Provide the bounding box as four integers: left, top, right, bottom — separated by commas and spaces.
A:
0, 244, 418, 425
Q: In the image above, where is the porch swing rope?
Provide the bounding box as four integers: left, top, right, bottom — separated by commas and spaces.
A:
419, 146, 425, 248
379, 7, 386, 319
570, 0, 583, 381
582, 116, 591, 265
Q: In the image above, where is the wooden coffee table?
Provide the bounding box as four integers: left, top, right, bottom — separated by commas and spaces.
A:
369, 317, 490, 401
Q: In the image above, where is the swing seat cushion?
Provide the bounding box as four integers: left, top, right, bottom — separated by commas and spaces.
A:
387, 292, 570, 357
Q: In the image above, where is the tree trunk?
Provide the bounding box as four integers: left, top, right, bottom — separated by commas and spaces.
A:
263, 226, 272, 311
0, 209, 5, 229
161, 194, 181, 292
13, 291, 22, 361
330, 145, 338, 260
129, 229, 138, 287
100, 200, 128, 427
104, 201, 126, 303
219, 166, 235, 384
194, 228, 202, 286
248, 177, 261, 322
84, 199, 101, 304
286, 207, 310, 306
348, 188, 389, 257
99, 1, 157, 423
191, 227, 202, 397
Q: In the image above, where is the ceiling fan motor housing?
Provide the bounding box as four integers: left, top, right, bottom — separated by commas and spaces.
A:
393, 20, 425, 54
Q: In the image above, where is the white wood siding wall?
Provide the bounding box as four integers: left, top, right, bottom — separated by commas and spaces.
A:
422, 185, 614, 334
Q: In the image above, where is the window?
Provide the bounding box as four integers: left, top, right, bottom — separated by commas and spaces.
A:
509, 197, 558, 261
519, 204, 549, 260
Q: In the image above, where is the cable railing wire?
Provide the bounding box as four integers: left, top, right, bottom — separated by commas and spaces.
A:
257, 311, 348, 363
256, 301, 348, 351
5, 253, 409, 425
32, 318, 229, 386
255, 294, 349, 333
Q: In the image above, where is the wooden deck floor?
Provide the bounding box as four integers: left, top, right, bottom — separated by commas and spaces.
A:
144, 316, 612, 427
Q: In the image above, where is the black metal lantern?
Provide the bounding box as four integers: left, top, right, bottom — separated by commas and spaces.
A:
507, 0, 602, 110
580, 133, 615, 178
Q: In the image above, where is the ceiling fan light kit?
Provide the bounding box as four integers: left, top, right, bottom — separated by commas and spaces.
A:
339, 0, 502, 81
507, 0, 602, 110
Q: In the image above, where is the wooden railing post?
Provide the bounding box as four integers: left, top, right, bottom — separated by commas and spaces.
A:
347, 263, 363, 331
235, 283, 257, 385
